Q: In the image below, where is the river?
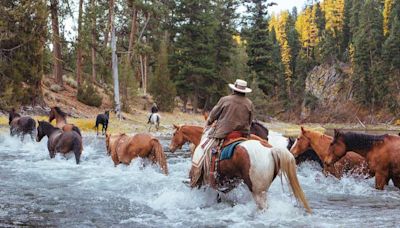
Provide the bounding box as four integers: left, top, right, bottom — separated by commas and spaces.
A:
0, 130, 399, 227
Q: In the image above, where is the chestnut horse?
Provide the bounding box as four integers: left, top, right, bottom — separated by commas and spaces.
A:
105, 133, 168, 175
8, 108, 36, 140
36, 121, 83, 164
169, 125, 271, 154
290, 127, 369, 178
49, 107, 82, 136
325, 130, 400, 190
188, 127, 311, 212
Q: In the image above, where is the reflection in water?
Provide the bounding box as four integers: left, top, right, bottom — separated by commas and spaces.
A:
0, 131, 399, 227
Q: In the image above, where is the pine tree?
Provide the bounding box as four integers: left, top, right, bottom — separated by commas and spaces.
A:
353, 0, 384, 106
149, 33, 176, 112
383, 0, 394, 36
246, 0, 280, 96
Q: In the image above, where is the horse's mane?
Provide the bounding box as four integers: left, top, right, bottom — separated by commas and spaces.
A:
341, 132, 386, 151
251, 120, 268, 132
39, 121, 58, 131
53, 106, 67, 117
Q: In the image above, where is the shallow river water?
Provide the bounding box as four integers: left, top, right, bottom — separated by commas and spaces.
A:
0, 130, 399, 227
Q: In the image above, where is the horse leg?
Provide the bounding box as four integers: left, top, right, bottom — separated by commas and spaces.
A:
391, 176, 400, 189
216, 193, 222, 203
375, 171, 389, 190
252, 191, 267, 210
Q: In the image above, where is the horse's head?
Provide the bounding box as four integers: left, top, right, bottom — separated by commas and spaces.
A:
290, 126, 312, 157
325, 129, 346, 165
8, 108, 20, 125
49, 107, 56, 123
36, 121, 47, 142
169, 124, 185, 153
105, 110, 110, 119
105, 133, 112, 155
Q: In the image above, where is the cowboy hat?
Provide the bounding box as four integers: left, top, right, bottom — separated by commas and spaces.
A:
228, 79, 252, 93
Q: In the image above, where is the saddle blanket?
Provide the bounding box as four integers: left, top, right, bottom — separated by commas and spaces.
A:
220, 140, 245, 161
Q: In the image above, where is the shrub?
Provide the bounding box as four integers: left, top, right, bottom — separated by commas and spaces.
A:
50, 84, 62, 93
63, 75, 78, 88
77, 84, 102, 107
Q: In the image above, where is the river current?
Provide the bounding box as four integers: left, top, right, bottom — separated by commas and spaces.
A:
0, 130, 399, 227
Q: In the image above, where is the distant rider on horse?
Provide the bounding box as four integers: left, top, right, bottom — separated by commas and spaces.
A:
191, 79, 254, 188
148, 103, 159, 124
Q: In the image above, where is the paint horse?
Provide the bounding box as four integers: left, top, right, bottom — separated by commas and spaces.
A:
187, 127, 311, 212
148, 113, 161, 131
291, 127, 369, 178
169, 125, 272, 155
95, 110, 110, 135
105, 133, 168, 175
36, 121, 83, 164
49, 107, 82, 136
287, 137, 323, 167
8, 108, 36, 140
325, 130, 400, 190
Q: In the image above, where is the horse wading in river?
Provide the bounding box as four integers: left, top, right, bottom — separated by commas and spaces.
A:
169, 125, 272, 155
325, 130, 400, 190
291, 127, 369, 178
36, 121, 83, 164
105, 133, 168, 175
49, 107, 82, 136
8, 108, 36, 140
171, 127, 310, 212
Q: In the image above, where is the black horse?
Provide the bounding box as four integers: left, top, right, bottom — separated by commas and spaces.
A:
36, 121, 83, 164
287, 137, 323, 167
95, 110, 110, 135
250, 120, 269, 141
8, 108, 36, 140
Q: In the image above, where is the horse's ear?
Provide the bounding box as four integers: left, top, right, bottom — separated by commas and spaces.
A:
173, 124, 179, 129
334, 129, 341, 137
300, 126, 305, 133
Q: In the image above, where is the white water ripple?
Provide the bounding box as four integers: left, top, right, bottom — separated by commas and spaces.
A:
0, 131, 399, 227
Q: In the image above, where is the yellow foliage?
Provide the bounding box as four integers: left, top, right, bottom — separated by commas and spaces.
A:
395, 119, 400, 126
322, 0, 345, 35
383, 0, 394, 36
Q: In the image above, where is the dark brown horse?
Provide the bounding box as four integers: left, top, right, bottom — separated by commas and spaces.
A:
49, 107, 81, 136
8, 108, 36, 140
250, 120, 269, 141
325, 130, 400, 190
36, 121, 83, 164
105, 133, 168, 175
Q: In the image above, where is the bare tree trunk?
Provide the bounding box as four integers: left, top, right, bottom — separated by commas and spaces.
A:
76, 0, 84, 87
50, 0, 63, 86
111, 3, 121, 119
127, 7, 137, 62
139, 54, 144, 93
104, 0, 114, 47
91, 0, 97, 82
144, 54, 147, 95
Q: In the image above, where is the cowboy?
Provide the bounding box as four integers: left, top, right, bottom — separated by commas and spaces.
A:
148, 103, 158, 123
191, 79, 254, 188
206, 79, 254, 140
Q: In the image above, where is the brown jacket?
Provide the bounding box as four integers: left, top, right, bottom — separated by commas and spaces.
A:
207, 94, 254, 139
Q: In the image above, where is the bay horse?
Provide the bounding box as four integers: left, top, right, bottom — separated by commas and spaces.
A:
148, 113, 160, 131
188, 127, 311, 212
287, 137, 323, 167
36, 121, 83, 164
8, 108, 36, 140
95, 110, 110, 135
105, 133, 168, 175
325, 130, 400, 190
291, 127, 369, 178
169, 124, 272, 155
49, 106, 82, 136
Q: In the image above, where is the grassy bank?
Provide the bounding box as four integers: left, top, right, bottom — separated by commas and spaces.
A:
0, 110, 205, 134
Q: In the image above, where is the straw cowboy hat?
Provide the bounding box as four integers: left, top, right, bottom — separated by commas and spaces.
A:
229, 79, 252, 93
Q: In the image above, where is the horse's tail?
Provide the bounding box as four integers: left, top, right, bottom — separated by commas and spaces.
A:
72, 136, 83, 164
72, 125, 82, 137
271, 147, 311, 214
151, 138, 168, 175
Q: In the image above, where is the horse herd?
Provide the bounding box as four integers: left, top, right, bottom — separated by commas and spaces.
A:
5, 107, 400, 213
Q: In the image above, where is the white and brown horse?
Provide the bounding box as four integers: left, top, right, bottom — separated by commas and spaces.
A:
106, 133, 168, 175
183, 128, 311, 212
